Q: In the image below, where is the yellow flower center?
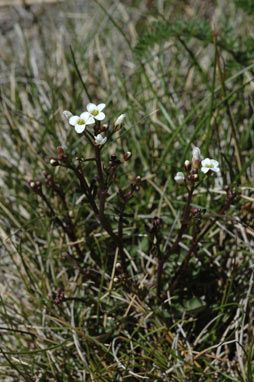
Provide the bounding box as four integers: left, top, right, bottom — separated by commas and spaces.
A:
77, 119, 85, 125
91, 110, 99, 116
205, 164, 214, 168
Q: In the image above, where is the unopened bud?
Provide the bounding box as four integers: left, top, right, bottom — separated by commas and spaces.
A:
192, 147, 201, 169
123, 151, 132, 161
191, 208, 201, 217
193, 174, 199, 182
100, 124, 107, 132
174, 172, 185, 185
114, 114, 126, 130
135, 176, 141, 183
125, 191, 133, 200
57, 146, 64, 154
63, 110, 73, 120
58, 154, 68, 161
29, 179, 41, 192
192, 147, 201, 160
184, 160, 191, 172
50, 158, 59, 166
68, 210, 75, 218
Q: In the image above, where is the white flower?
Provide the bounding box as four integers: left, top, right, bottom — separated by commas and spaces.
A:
174, 172, 185, 184
94, 134, 107, 146
114, 114, 126, 129
86, 103, 106, 121
201, 158, 220, 174
69, 112, 95, 134
192, 147, 201, 161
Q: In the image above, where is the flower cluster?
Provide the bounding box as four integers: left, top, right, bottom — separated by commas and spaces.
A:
174, 146, 220, 185
64, 103, 127, 150
68, 103, 106, 134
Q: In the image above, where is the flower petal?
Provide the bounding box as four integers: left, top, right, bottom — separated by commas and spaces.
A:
86, 103, 96, 113
80, 112, 90, 120
201, 158, 211, 167
210, 159, 219, 167
201, 167, 210, 174
69, 116, 79, 126
95, 112, 105, 121
86, 116, 95, 125
75, 124, 85, 134
97, 103, 106, 112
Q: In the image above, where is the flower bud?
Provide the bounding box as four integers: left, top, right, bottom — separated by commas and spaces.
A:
114, 114, 126, 130
191, 208, 198, 216
100, 124, 108, 132
69, 210, 75, 218
28, 179, 41, 193
125, 191, 133, 200
50, 158, 59, 166
184, 160, 191, 172
29, 181, 35, 188
63, 110, 73, 120
58, 154, 68, 161
192, 147, 201, 169
123, 151, 132, 161
174, 172, 185, 185
57, 146, 64, 154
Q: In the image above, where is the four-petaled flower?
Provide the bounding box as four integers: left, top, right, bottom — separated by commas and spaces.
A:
86, 103, 106, 121
201, 158, 220, 174
69, 112, 95, 134
174, 172, 185, 184
94, 134, 107, 146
